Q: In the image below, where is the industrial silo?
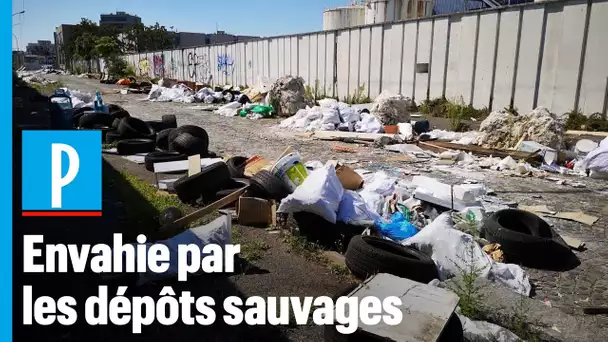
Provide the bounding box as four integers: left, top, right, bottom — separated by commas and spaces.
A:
323, 5, 366, 30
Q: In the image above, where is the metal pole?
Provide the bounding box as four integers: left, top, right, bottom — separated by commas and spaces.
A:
13, 33, 20, 51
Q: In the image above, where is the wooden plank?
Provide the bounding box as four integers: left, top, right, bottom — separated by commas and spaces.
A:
566, 130, 608, 137
348, 273, 458, 342
153, 158, 224, 174
419, 140, 537, 160
312, 130, 395, 142
161, 185, 248, 231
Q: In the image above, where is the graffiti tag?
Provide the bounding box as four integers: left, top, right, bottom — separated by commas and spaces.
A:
248, 60, 252, 69
139, 58, 150, 76
187, 52, 211, 82
153, 55, 164, 78
217, 54, 234, 76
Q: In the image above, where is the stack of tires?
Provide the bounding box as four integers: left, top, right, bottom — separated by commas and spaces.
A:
171, 156, 293, 206
144, 124, 212, 172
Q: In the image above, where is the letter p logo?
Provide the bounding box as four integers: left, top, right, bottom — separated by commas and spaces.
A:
22, 131, 102, 216
51, 143, 80, 208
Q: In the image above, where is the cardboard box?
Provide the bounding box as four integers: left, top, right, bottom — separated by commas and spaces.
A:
237, 197, 276, 227
335, 164, 364, 190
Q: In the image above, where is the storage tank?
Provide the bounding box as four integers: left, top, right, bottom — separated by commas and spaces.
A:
365, 0, 434, 24
323, 5, 366, 30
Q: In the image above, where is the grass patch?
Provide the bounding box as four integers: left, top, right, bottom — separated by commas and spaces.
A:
343, 83, 372, 105
329, 263, 350, 277
239, 240, 271, 262
103, 161, 191, 239
565, 108, 608, 131
283, 234, 326, 263
31, 81, 65, 96
102, 142, 117, 150
419, 97, 489, 131
305, 79, 325, 105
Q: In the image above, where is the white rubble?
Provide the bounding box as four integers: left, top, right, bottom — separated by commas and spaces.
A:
477, 107, 564, 149
277, 101, 382, 133
370, 90, 412, 125
268, 76, 308, 117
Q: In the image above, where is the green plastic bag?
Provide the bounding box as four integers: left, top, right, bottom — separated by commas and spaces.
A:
249, 105, 274, 116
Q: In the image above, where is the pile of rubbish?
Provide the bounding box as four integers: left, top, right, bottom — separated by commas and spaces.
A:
278, 90, 419, 134
140, 143, 549, 297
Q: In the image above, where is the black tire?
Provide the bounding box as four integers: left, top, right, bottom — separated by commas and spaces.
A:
171, 133, 208, 156
72, 110, 92, 127
156, 128, 174, 151
146, 120, 170, 133
173, 162, 231, 203
162, 114, 177, 128
108, 104, 125, 114
345, 235, 438, 283
144, 151, 187, 172
79, 112, 114, 128
168, 125, 209, 151
482, 209, 571, 267
249, 170, 291, 201
118, 117, 155, 139
222, 90, 235, 102
238, 94, 251, 104
111, 118, 122, 129
226, 156, 248, 178
105, 131, 122, 144
110, 109, 130, 120
116, 139, 156, 155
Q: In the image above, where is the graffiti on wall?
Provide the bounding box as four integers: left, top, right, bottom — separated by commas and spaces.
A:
169, 57, 178, 78
248, 60, 252, 69
139, 58, 150, 76
217, 54, 234, 76
153, 55, 164, 77
187, 52, 211, 82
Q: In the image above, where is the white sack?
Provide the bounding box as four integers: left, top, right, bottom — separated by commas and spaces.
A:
318, 98, 339, 109
359, 190, 385, 216
403, 212, 531, 296
339, 106, 360, 123
582, 137, 608, 173
458, 314, 521, 342
321, 107, 341, 124
277, 165, 344, 223
361, 171, 396, 197
130, 215, 232, 286
355, 112, 383, 133
337, 190, 381, 224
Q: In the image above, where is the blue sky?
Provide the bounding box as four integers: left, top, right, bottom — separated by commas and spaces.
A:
12, 0, 351, 50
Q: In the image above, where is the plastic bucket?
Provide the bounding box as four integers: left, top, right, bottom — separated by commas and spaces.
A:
271, 152, 308, 192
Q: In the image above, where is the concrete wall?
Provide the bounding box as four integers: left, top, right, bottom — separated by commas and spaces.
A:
119, 0, 608, 116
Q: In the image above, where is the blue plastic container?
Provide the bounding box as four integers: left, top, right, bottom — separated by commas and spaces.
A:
49, 89, 74, 129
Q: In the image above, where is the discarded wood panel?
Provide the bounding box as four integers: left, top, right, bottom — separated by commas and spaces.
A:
153, 158, 224, 174
346, 273, 458, 342
566, 130, 608, 137
419, 140, 538, 160
161, 185, 248, 231
312, 130, 395, 142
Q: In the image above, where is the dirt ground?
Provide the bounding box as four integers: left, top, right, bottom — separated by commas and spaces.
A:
51, 74, 608, 339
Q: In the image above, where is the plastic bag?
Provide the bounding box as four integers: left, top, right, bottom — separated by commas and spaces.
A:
337, 190, 381, 224
277, 165, 344, 223
321, 107, 341, 124
375, 211, 419, 241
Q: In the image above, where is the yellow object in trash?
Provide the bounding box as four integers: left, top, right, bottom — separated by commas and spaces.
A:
244, 155, 269, 177
482, 243, 505, 262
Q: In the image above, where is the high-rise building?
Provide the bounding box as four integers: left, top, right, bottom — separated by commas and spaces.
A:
99, 11, 141, 31
54, 24, 75, 69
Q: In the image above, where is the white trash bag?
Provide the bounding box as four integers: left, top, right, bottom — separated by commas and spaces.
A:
277, 165, 344, 223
